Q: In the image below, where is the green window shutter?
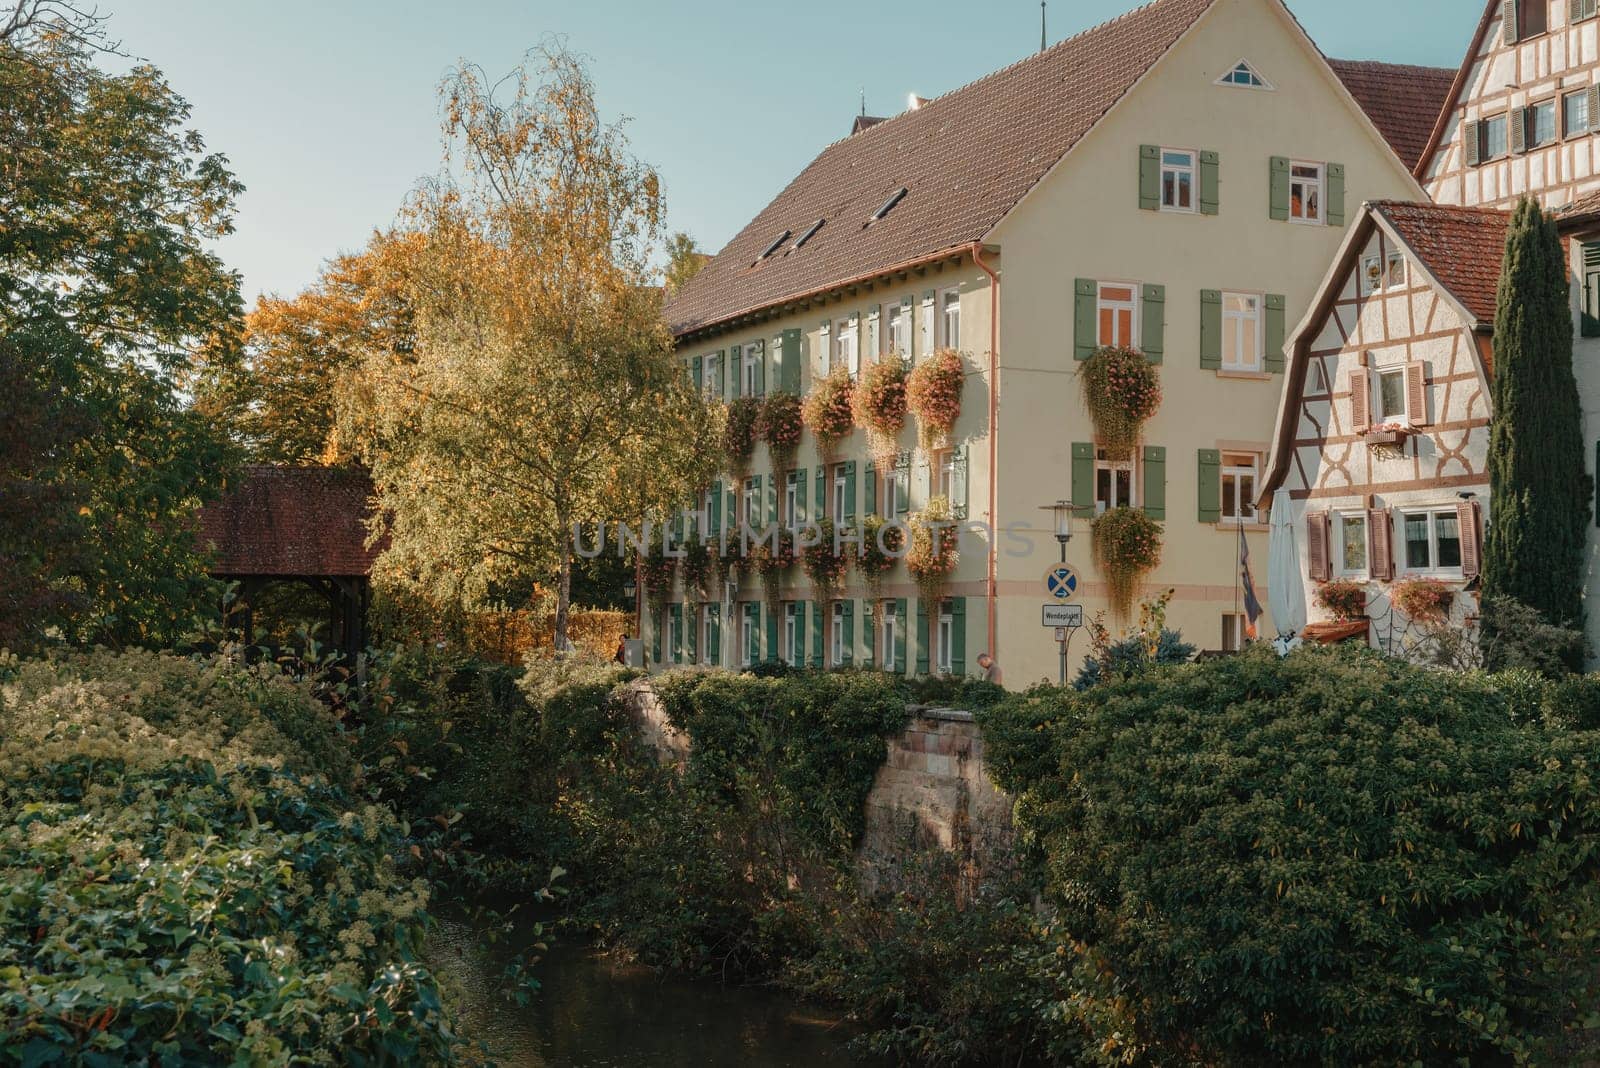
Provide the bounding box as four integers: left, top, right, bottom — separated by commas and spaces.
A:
1142, 446, 1166, 520
764, 605, 778, 664
1269, 156, 1290, 221
1504, 0, 1519, 44
716, 349, 727, 398
1141, 283, 1165, 363
810, 601, 823, 667
756, 342, 768, 396
730, 345, 742, 399
894, 598, 908, 673
1265, 294, 1287, 373
844, 460, 857, 518
864, 461, 877, 515
711, 479, 722, 535
726, 485, 737, 535
895, 457, 910, 514
752, 474, 763, 528
1074, 278, 1098, 360
686, 604, 697, 663
766, 472, 777, 527
1199, 149, 1220, 216
842, 601, 855, 666
1138, 144, 1161, 210
1071, 442, 1095, 517
950, 598, 967, 677
796, 468, 808, 522
1464, 120, 1482, 167
781, 328, 802, 393
671, 603, 683, 662
920, 290, 935, 357
862, 600, 876, 665
707, 605, 719, 665
1200, 289, 1222, 370
1326, 163, 1346, 226
815, 465, 826, 518
951, 445, 969, 519
1198, 449, 1222, 523
1511, 107, 1528, 155
692, 355, 703, 392
915, 600, 930, 676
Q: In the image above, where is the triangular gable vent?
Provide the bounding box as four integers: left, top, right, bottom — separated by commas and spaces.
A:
1216, 59, 1272, 90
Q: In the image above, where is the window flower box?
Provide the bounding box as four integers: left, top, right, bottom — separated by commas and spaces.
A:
1362, 422, 1413, 447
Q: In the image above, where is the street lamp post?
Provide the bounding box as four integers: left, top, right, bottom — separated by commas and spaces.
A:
1042, 500, 1076, 686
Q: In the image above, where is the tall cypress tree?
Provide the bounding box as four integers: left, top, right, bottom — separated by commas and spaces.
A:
1482, 198, 1591, 668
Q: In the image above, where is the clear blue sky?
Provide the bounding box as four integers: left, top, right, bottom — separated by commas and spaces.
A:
104, 0, 1478, 302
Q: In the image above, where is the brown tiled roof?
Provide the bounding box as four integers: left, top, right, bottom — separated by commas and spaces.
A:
1558, 188, 1600, 223
1327, 59, 1457, 171
200, 466, 382, 578
663, 0, 1217, 338
1373, 200, 1509, 324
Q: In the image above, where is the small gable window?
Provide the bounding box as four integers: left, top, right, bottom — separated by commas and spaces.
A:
1216, 60, 1270, 89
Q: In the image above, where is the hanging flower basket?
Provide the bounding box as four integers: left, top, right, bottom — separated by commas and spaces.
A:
1314, 578, 1368, 622
907, 496, 961, 606
749, 528, 796, 618
803, 365, 855, 464
856, 514, 904, 596
1080, 346, 1161, 460
1091, 506, 1162, 621
680, 538, 711, 598
1392, 576, 1454, 623
802, 517, 849, 598
761, 391, 804, 474
853, 357, 909, 470
724, 397, 761, 479
907, 348, 966, 451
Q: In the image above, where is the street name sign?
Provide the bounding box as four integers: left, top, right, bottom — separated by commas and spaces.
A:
1042, 603, 1084, 628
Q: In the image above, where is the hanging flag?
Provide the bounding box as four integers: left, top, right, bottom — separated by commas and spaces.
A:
1239, 525, 1263, 639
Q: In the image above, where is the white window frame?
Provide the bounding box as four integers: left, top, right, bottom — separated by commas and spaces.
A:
742, 609, 756, 667
1221, 292, 1263, 371
1220, 452, 1260, 525
886, 303, 908, 356
1384, 251, 1406, 290
1096, 282, 1139, 349
830, 601, 845, 666
936, 602, 953, 675
742, 345, 761, 396
668, 610, 681, 665
1215, 58, 1273, 90
1481, 114, 1509, 162
865, 310, 880, 358
785, 471, 800, 527
881, 468, 905, 520
1335, 511, 1369, 579
1289, 161, 1324, 225
1399, 507, 1464, 576
881, 601, 898, 669
784, 602, 802, 665
832, 464, 848, 519
743, 477, 760, 530
918, 294, 935, 357
1375, 367, 1408, 424
932, 448, 955, 501
702, 353, 719, 398
939, 288, 961, 350
1529, 98, 1558, 149
703, 608, 715, 666
1094, 448, 1138, 514
1565, 89, 1591, 138
835, 316, 859, 377
1159, 147, 1198, 213
1221, 613, 1247, 651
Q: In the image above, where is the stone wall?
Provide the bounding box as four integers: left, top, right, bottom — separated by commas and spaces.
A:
622, 682, 1013, 884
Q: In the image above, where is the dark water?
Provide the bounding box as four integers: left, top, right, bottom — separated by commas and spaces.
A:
429, 913, 868, 1067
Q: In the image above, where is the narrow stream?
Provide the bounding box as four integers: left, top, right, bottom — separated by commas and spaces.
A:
429, 912, 870, 1066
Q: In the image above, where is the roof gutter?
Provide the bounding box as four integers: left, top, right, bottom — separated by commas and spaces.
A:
971, 241, 1000, 664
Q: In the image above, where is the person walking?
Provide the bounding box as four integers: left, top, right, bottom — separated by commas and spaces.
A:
614, 635, 629, 665
976, 652, 1002, 686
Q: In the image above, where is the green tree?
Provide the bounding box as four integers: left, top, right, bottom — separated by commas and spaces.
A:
663, 230, 706, 295
1482, 197, 1591, 670
346, 45, 719, 649
0, 5, 243, 651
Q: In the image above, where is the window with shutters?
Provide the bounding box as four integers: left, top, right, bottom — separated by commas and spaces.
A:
886, 302, 909, 355
1221, 613, 1248, 651
831, 602, 845, 666
1222, 293, 1262, 370
918, 294, 935, 357
1289, 162, 1323, 223
668, 609, 682, 665
936, 601, 954, 674
834, 316, 859, 376
1376, 368, 1407, 423
742, 608, 757, 667
1097, 283, 1138, 347
1528, 100, 1558, 148
1480, 114, 1509, 161
1216, 59, 1271, 89
1565, 90, 1590, 137
880, 601, 898, 668
785, 470, 801, 527
742, 477, 760, 530
1578, 0, 1600, 21
832, 464, 848, 519
784, 602, 802, 665
1518, 0, 1548, 38
940, 288, 961, 349
1095, 449, 1137, 513
880, 467, 906, 520
1221, 453, 1260, 524
702, 353, 719, 398
1582, 243, 1600, 337
865, 311, 880, 358
931, 448, 955, 500
1402, 508, 1463, 573
1337, 512, 1369, 577
1158, 148, 1197, 212
742, 346, 761, 396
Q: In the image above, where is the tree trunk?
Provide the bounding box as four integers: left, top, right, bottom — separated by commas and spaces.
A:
554, 511, 573, 656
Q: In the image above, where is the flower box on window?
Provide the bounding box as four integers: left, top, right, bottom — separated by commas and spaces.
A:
1362, 422, 1413, 447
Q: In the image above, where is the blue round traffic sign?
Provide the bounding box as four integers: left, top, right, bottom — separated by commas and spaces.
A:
1046, 565, 1079, 602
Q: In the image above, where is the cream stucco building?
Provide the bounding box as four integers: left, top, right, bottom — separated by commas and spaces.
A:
653, 0, 1446, 685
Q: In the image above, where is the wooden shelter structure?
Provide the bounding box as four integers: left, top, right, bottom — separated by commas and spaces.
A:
199, 466, 383, 661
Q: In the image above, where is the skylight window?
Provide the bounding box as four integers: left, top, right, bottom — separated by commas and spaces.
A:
758, 230, 791, 260
868, 187, 908, 224
1216, 60, 1271, 90
794, 218, 824, 249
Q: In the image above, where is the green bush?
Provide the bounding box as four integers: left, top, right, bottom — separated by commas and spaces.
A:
0, 651, 457, 1064
981, 644, 1600, 1064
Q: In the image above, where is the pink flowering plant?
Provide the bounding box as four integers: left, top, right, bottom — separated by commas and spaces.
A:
906, 496, 961, 606
853, 357, 909, 470
1080, 345, 1162, 460
1315, 578, 1369, 622
724, 397, 761, 478
1392, 576, 1453, 623
749, 528, 796, 617
854, 515, 903, 596
760, 391, 804, 474
803, 365, 856, 463
802, 517, 849, 597
907, 348, 966, 450
1091, 505, 1162, 621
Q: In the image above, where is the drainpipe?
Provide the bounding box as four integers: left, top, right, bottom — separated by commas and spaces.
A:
970, 242, 1001, 664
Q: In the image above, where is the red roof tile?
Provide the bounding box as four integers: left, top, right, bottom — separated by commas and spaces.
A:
1327, 59, 1457, 171
663, 0, 1216, 338
1558, 188, 1600, 223
200, 466, 382, 578
1372, 200, 1509, 324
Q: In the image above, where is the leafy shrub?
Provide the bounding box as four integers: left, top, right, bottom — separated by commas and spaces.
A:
981, 644, 1600, 1065
1072, 627, 1194, 690
0, 651, 456, 1063
902, 672, 1007, 711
